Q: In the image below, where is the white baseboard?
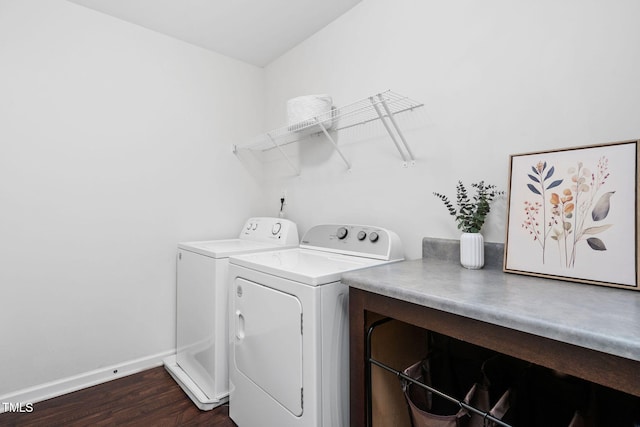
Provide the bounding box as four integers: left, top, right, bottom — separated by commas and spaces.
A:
0, 350, 175, 414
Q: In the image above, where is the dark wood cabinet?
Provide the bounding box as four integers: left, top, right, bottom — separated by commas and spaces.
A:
349, 288, 640, 427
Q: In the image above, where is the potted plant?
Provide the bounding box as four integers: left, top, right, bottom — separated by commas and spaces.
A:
433, 181, 503, 269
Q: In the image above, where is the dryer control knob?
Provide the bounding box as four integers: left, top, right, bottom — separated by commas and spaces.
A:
357, 231, 367, 241
272, 222, 282, 235
369, 232, 379, 242
336, 227, 348, 239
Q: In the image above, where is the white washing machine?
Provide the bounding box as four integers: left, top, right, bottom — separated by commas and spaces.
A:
163, 217, 298, 410
228, 224, 403, 427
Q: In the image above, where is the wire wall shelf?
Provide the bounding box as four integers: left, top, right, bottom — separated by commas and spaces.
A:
232, 90, 424, 175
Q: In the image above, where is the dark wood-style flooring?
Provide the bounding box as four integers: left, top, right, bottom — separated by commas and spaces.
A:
0, 367, 236, 427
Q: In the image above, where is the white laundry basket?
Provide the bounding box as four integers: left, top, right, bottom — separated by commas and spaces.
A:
287, 94, 334, 132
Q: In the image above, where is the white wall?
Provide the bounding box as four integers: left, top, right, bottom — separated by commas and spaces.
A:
2, 0, 640, 405
0, 0, 265, 398
262, 0, 640, 259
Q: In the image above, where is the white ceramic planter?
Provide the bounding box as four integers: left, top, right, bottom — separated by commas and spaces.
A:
460, 232, 484, 269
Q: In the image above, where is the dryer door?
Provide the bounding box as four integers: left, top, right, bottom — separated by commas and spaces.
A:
233, 278, 303, 416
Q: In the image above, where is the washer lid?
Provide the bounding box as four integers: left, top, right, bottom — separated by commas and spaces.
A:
178, 239, 290, 259
230, 248, 390, 286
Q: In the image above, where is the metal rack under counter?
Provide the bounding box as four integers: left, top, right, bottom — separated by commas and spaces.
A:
343, 243, 640, 426
232, 90, 424, 175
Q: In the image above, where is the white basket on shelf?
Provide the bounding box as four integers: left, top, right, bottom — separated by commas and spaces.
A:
287, 94, 334, 132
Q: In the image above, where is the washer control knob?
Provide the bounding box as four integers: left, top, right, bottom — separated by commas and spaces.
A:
357, 231, 367, 241
336, 227, 348, 239
272, 222, 282, 235
369, 232, 379, 243
246, 222, 252, 230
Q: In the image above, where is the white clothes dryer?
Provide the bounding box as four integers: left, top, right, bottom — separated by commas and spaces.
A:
228, 224, 403, 427
163, 217, 298, 410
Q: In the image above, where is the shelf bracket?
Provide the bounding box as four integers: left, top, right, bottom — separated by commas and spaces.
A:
370, 95, 416, 167
378, 94, 416, 165
315, 118, 352, 171
370, 96, 408, 166
267, 133, 300, 176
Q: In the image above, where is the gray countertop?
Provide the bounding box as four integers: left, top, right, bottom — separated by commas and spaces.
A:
342, 253, 640, 363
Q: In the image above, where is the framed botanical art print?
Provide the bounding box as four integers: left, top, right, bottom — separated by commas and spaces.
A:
504, 139, 639, 290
